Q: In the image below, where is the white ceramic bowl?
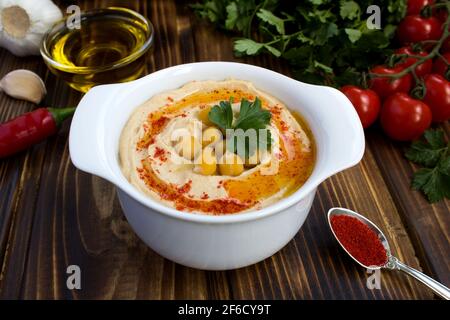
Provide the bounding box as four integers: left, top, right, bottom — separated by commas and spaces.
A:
69, 62, 365, 270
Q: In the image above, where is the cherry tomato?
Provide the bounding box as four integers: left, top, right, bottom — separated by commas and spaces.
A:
340, 85, 381, 128
432, 52, 450, 78
423, 74, 450, 122
395, 46, 432, 77
407, 0, 434, 15
369, 65, 413, 100
397, 15, 442, 45
381, 93, 432, 141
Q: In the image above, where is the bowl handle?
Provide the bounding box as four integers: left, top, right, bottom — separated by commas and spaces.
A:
316, 86, 366, 179
69, 84, 120, 182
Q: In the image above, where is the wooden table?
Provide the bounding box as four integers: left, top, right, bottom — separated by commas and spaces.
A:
0, 0, 448, 300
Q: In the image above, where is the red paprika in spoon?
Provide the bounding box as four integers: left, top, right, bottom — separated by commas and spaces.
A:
0, 107, 75, 158
330, 215, 388, 267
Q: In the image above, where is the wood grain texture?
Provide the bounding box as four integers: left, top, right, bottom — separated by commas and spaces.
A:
0, 0, 447, 300
367, 127, 450, 286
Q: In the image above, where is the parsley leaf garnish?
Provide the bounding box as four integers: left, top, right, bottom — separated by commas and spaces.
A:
208, 97, 234, 129
208, 97, 272, 156
405, 129, 450, 203
209, 97, 271, 131
234, 97, 271, 130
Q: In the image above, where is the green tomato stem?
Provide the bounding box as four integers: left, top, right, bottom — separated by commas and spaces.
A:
436, 52, 450, 66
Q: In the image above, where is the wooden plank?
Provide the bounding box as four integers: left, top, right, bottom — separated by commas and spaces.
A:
0, 51, 52, 287
367, 128, 450, 287
0, 0, 445, 299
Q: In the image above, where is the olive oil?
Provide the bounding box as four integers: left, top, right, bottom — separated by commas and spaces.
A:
42, 8, 153, 92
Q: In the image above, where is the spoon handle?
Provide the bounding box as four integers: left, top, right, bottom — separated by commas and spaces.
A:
393, 258, 450, 300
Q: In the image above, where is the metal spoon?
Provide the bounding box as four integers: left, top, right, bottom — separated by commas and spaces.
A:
327, 207, 450, 300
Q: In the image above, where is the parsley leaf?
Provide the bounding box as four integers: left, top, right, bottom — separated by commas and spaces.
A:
310, 22, 339, 46
256, 9, 285, 35
264, 44, 282, 57
309, 0, 327, 5
234, 97, 271, 130
405, 129, 447, 167
234, 39, 264, 55
411, 167, 450, 203
345, 28, 362, 43
439, 156, 450, 176
224, 2, 239, 30
405, 129, 450, 203
340, 1, 360, 20
190, 1, 223, 23
209, 98, 234, 129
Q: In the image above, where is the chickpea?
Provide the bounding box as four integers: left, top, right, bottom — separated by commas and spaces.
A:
175, 135, 201, 160
194, 147, 217, 176
219, 152, 244, 176
202, 127, 223, 148
198, 106, 213, 126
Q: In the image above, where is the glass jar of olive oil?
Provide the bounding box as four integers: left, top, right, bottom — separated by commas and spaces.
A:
41, 7, 154, 92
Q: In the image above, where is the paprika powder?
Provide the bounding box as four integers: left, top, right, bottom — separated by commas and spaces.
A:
330, 215, 388, 267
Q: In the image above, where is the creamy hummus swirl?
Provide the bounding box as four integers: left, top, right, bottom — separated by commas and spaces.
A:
119, 80, 315, 215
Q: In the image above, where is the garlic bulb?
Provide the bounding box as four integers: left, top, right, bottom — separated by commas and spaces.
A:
0, 69, 46, 103
0, 0, 62, 56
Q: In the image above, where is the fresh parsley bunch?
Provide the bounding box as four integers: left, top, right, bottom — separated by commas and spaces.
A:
192, 0, 406, 86
405, 129, 450, 203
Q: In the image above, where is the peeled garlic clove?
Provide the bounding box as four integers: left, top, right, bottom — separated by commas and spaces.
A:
0, 69, 46, 104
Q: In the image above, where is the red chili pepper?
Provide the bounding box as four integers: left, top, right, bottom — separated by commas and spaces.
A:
0, 107, 75, 158
330, 215, 387, 267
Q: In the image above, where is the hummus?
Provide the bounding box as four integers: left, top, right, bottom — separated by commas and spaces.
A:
119, 80, 315, 215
